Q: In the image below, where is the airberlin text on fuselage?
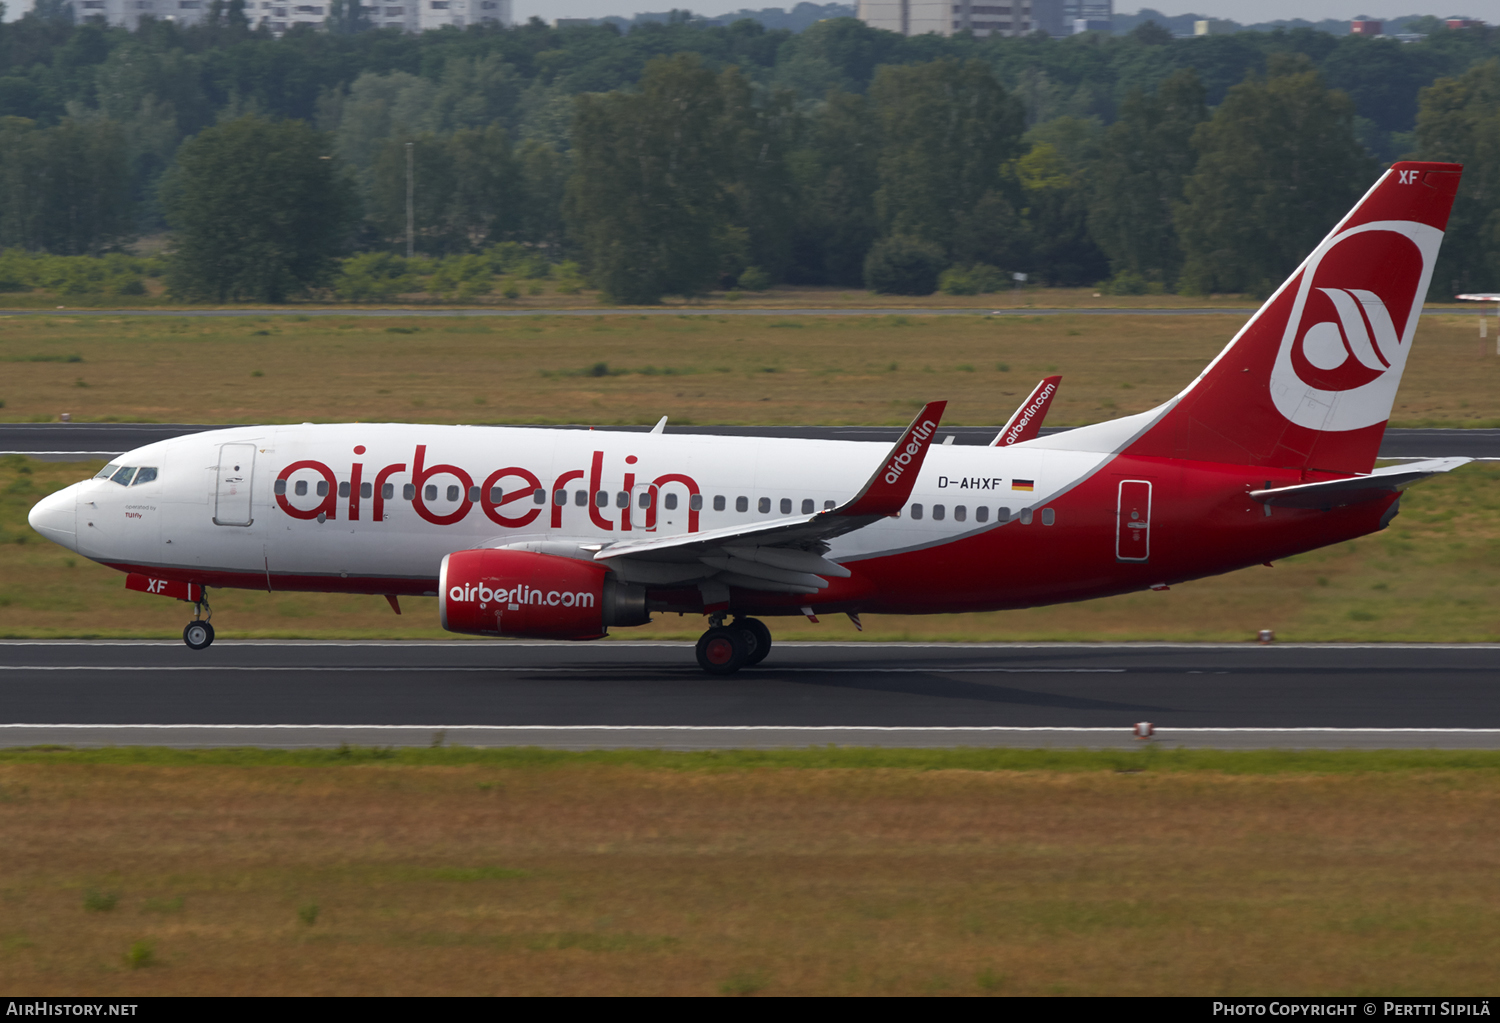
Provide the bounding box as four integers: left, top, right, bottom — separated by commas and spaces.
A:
882, 420, 937, 485
272, 445, 702, 533
447, 583, 595, 608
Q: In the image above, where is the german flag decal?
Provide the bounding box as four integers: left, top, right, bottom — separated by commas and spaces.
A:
1011, 479, 1035, 492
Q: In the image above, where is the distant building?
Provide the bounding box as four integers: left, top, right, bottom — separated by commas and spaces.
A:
1030, 0, 1064, 34
1040, 0, 1111, 37
552, 17, 592, 28
65, 0, 509, 35
1062, 0, 1109, 25
1445, 18, 1483, 29
1193, 18, 1233, 35
857, 0, 1038, 37
1349, 18, 1381, 35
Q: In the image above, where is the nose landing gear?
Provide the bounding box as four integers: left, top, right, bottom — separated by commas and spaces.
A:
183, 620, 215, 650
182, 592, 214, 650
695, 615, 772, 674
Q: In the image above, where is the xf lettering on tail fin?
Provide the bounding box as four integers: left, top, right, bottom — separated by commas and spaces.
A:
993, 375, 1061, 446
1122, 161, 1462, 475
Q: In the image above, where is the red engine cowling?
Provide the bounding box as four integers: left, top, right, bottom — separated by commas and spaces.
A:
439, 549, 646, 640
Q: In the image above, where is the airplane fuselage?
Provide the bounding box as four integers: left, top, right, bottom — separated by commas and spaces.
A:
34, 422, 1394, 618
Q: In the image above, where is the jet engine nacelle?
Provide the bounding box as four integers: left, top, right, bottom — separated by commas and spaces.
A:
439, 548, 647, 639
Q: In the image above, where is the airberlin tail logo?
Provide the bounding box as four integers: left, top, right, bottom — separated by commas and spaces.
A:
1268, 218, 1443, 432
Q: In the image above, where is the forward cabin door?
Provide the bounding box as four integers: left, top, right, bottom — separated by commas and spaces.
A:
1116, 480, 1151, 562
213, 443, 256, 527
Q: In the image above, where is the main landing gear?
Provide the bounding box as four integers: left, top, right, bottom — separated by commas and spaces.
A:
183, 592, 214, 650
695, 615, 772, 675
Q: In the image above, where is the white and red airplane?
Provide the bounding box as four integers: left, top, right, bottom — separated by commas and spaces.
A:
28, 161, 1470, 673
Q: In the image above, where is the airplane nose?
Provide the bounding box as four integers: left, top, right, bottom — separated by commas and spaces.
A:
28, 485, 78, 551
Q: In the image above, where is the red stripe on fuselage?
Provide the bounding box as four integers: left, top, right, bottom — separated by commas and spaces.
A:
104, 455, 1395, 617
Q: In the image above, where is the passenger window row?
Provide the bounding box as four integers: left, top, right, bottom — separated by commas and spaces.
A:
272, 476, 850, 519
909, 504, 1056, 525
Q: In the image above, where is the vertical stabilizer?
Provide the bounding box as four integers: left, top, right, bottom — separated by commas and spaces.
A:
1124, 162, 1462, 474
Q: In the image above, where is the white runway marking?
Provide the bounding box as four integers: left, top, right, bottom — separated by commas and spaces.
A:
0, 665, 1125, 674
3, 723, 1498, 749
6, 724, 1499, 734
6, 640, 1500, 649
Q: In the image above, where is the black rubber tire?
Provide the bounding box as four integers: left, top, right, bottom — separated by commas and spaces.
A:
695, 627, 748, 675
183, 621, 215, 650
737, 617, 772, 666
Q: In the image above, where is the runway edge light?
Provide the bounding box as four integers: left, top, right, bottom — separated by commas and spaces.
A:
1133, 722, 1154, 740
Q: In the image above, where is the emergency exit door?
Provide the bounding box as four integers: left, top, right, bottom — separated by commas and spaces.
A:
1116, 480, 1151, 562
213, 443, 256, 527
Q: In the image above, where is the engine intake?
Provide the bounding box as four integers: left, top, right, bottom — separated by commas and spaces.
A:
439, 548, 647, 639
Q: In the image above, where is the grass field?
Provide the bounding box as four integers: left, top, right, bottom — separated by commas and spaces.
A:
1, 747, 1497, 995
0, 281, 1274, 311
3, 308, 1499, 429
5, 454, 1500, 641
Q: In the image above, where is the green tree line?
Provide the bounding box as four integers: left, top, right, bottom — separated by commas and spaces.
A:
1, 11, 1497, 301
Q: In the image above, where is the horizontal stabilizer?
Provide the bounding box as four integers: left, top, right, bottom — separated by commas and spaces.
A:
993, 376, 1060, 446
1250, 457, 1470, 509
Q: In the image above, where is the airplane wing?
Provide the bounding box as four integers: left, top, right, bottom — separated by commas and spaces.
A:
1250, 457, 1471, 509
590, 401, 947, 595
992, 375, 1060, 446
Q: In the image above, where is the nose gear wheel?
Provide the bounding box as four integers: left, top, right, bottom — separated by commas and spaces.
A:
183, 590, 214, 649
183, 621, 215, 650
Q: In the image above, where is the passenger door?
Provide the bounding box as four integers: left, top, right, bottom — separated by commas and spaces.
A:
1116, 480, 1151, 562
213, 443, 256, 527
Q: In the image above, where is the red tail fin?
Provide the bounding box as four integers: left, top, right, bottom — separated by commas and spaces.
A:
993, 375, 1061, 446
1125, 162, 1462, 474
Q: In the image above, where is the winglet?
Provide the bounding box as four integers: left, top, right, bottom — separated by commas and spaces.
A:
992, 375, 1060, 446
836, 400, 946, 518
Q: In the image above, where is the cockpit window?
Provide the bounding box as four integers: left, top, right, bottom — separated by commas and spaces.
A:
131, 467, 158, 486
95, 464, 120, 480
110, 466, 136, 486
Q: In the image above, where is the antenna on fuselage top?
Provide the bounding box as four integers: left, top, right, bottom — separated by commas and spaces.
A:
650, 416, 668, 435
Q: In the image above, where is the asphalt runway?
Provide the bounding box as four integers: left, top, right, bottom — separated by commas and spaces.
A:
5, 423, 1498, 459
3, 641, 1498, 749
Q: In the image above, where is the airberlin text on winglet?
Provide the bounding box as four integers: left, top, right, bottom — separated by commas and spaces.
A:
999, 381, 1057, 445
882, 419, 937, 485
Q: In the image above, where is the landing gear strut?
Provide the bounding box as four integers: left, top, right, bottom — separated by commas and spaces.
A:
183, 592, 214, 650
695, 615, 772, 674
